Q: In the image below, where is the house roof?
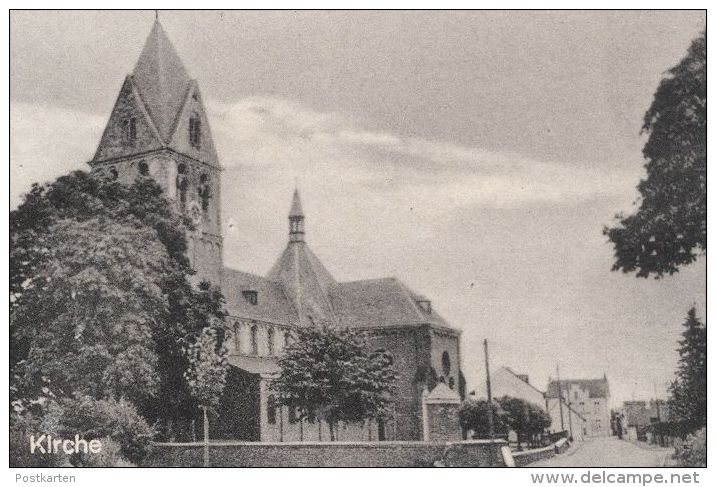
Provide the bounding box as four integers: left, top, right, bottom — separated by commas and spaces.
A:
132, 19, 192, 143
546, 378, 610, 399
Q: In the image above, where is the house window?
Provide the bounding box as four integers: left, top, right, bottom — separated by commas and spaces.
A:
189, 115, 201, 149
574, 391, 578, 400
122, 117, 137, 146
267, 395, 277, 425
108, 166, 118, 180
250, 325, 258, 355
284, 332, 290, 349
242, 290, 258, 305
138, 161, 149, 176
267, 327, 275, 356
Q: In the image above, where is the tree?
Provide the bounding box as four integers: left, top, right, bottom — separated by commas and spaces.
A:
497, 396, 530, 450
526, 403, 552, 447
605, 31, 705, 278
271, 325, 398, 441
458, 399, 508, 439
10, 171, 227, 440
668, 307, 706, 433
184, 326, 229, 439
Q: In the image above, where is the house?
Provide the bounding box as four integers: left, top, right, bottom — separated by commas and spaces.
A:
546, 376, 610, 437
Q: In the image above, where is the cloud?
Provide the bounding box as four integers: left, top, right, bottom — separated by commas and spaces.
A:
208, 95, 643, 212
10, 102, 104, 205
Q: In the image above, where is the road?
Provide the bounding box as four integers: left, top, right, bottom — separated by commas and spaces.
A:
531, 436, 673, 467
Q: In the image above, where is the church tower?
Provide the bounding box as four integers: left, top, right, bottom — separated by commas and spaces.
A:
90, 19, 223, 285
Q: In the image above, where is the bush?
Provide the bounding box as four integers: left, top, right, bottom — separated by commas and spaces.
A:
674, 427, 705, 467
10, 412, 69, 467
46, 395, 155, 465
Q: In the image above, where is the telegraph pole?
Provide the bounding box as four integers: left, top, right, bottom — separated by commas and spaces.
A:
484, 339, 495, 439
556, 363, 565, 432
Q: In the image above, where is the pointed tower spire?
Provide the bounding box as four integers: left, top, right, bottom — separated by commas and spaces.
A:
132, 18, 191, 142
289, 188, 305, 243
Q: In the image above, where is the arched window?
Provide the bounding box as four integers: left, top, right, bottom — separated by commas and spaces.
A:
267, 327, 275, 356
198, 174, 211, 212
234, 323, 241, 354
108, 166, 118, 180
441, 351, 451, 377
189, 114, 202, 149
138, 161, 149, 176
267, 395, 277, 425
250, 325, 258, 355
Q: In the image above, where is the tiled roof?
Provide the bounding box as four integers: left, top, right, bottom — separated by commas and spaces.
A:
328, 278, 451, 329
223, 191, 457, 332
132, 20, 191, 142
223, 268, 297, 325
266, 242, 338, 326
545, 378, 610, 399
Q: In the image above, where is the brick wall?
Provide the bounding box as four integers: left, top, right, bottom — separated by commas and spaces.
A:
143, 439, 508, 467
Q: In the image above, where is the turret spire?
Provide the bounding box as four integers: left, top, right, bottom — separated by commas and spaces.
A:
289, 188, 305, 242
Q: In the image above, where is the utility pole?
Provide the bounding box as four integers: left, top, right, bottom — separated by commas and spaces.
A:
484, 339, 495, 439
653, 380, 661, 422
556, 363, 564, 432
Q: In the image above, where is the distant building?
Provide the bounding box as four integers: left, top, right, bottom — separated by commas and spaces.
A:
546, 376, 610, 437
474, 367, 545, 409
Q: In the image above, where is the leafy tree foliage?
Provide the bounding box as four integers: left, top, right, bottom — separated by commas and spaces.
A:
668, 307, 706, 432
605, 32, 705, 278
496, 396, 552, 449
185, 326, 229, 413
10, 171, 227, 440
458, 398, 508, 439
271, 325, 398, 440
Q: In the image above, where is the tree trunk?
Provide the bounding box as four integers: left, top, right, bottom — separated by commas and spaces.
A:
202, 406, 209, 467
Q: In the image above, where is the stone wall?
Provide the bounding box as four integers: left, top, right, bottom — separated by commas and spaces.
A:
143, 439, 508, 468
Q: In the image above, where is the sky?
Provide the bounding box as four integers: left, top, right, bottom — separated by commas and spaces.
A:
10, 10, 706, 406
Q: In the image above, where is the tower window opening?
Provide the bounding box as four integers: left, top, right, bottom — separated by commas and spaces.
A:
138, 161, 149, 176
122, 117, 137, 146
198, 174, 211, 211
189, 115, 202, 149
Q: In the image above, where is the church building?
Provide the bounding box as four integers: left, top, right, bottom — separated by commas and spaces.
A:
90, 19, 463, 442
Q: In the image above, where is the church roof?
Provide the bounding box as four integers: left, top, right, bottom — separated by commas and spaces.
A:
289, 189, 304, 218
545, 378, 610, 399
223, 268, 298, 325
221, 190, 458, 333
132, 20, 192, 143
329, 278, 450, 329
266, 241, 338, 326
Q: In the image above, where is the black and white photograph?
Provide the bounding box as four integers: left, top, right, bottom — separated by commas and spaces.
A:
7, 7, 707, 474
